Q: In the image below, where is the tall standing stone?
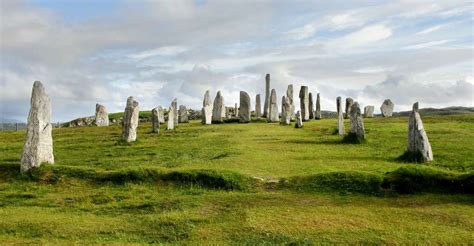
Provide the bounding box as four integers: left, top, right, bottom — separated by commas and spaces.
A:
349, 102, 365, 142
281, 96, 291, 125
212, 91, 225, 123
167, 106, 175, 130
295, 111, 303, 128
21, 81, 54, 171
268, 89, 279, 122
299, 86, 309, 121
263, 74, 270, 117
308, 92, 315, 119
202, 90, 212, 125
95, 104, 109, 126
364, 106, 374, 118
234, 103, 239, 118
380, 99, 394, 117
158, 106, 165, 123
151, 107, 161, 133
287, 84, 295, 119
122, 96, 139, 142
255, 94, 262, 118
407, 102, 433, 161
315, 93, 321, 120
337, 97, 344, 135
345, 97, 353, 119
178, 105, 189, 123
239, 91, 251, 123
172, 99, 178, 126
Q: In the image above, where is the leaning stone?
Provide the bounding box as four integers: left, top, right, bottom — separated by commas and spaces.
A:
287, 84, 295, 119
364, 106, 374, 118
255, 94, 262, 118
122, 96, 139, 142
407, 102, 433, 161
295, 111, 303, 128
151, 107, 161, 133
178, 105, 189, 123
95, 104, 109, 126
202, 90, 212, 125
167, 106, 175, 130
239, 91, 251, 123
268, 89, 279, 122
380, 99, 394, 117
308, 92, 315, 119
299, 86, 309, 121
171, 99, 178, 126
337, 97, 344, 135
263, 74, 270, 117
212, 91, 225, 123
21, 81, 54, 171
281, 96, 291, 125
349, 102, 365, 142
315, 93, 321, 119
345, 97, 353, 119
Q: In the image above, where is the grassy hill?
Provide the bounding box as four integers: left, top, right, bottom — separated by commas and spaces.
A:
0, 114, 473, 244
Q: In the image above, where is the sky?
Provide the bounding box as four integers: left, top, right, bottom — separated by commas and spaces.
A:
0, 0, 473, 122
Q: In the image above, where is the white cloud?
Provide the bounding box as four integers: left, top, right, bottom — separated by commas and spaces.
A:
416, 24, 445, 35
402, 40, 451, 50
341, 24, 393, 47
128, 46, 190, 60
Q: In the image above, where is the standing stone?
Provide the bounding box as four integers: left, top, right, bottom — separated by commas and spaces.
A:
167, 106, 175, 130
151, 107, 161, 133
171, 99, 178, 126
95, 104, 109, 126
337, 97, 344, 135
268, 89, 279, 122
287, 84, 295, 119
281, 96, 291, 125
122, 96, 139, 142
21, 81, 54, 171
349, 102, 365, 142
158, 106, 165, 123
299, 86, 309, 121
364, 106, 374, 118
263, 74, 270, 117
315, 93, 321, 120
202, 90, 212, 125
178, 105, 189, 123
234, 103, 239, 118
308, 92, 315, 119
212, 91, 225, 123
255, 94, 262, 118
295, 111, 303, 128
239, 91, 251, 123
345, 97, 354, 119
407, 102, 433, 161
380, 99, 394, 117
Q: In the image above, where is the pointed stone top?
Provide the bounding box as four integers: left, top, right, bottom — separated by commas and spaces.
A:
203, 90, 211, 106
126, 96, 138, 107
413, 102, 419, 112
265, 74, 270, 80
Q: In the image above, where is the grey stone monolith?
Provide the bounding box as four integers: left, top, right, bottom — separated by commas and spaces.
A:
345, 97, 353, 119
308, 92, 315, 119
380, 99, 394, 117
212, 91, 225, 123
167, 106, 175, 130
287, 84, 295, 119
239, 91, 251, 123
178, 105, 188, 123
158, 106, 165, 123
151, 107, 161, 133
234, 103, 239, 118
255, 94, 262, 118
122, 96, 139, 142
299, 86, 309, 121
349, 102, 365, 142
281, 96, 291, 125
337, 97, 344, 135
95, 104, 109, 126
364, 106, 374, 118
315, 93, 321, 119
295, 111, 303, 128
171, 99, 178, 126
202, 90, 212, 125
268, 89, 279, 122
21, 81, 54, 172
263, 74, 270, 117
407, 102, 433, 161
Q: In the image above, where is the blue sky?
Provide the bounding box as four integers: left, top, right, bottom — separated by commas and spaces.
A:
1, 0, 473, 122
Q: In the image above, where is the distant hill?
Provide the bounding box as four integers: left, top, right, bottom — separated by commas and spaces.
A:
392, 107, 474, 116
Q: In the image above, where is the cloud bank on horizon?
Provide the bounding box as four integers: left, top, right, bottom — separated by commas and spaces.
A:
0, 0, 473, 122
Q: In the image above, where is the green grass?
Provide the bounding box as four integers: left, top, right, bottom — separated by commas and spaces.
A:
0, 114, 473, 243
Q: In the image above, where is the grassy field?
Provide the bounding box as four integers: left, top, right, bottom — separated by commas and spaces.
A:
0, 114, 473, 244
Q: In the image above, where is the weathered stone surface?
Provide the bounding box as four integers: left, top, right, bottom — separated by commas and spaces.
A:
172, 99, 178, 126
337, 97, 344, 135
268, 89, 279, 122
349, 102, 365, 141
158, 106, 165, 123
95, 104, 109, 126
239, 91, 251, 123
295, 111, 303, 128
65, 116, 95, 127
281, 96, 291, 125
167, 106, 175, 130
122, 96, 139, 142
308, 92, 315, 119
299, 86, 309, 121
315, 93, 321, 119
263, 74, 270, 117
380, 99, 394, 117
212, 91, 225, 123
234, 103, 239, 117
202, 90, 212, 125
179, 105, 189, 123
408, 102, 433, 161
345, 97, 353, 119
21, 81, 54, 171
151, 107, 161, 133
287, 84, 295, 119
364, 105, 374, 118
255, 94, 262, 118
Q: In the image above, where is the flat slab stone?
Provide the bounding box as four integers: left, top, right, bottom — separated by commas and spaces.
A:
364, 105, 374, 118
178, 105, 189, 123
